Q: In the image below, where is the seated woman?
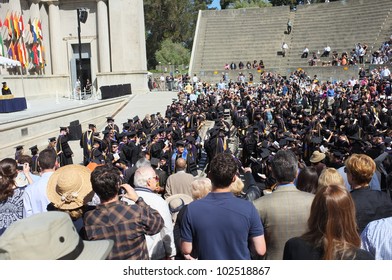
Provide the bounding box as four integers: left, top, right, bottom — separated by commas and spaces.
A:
283, 184, 374, 260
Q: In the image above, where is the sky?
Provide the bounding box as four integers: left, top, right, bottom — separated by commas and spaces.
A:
208, 0, 221, 10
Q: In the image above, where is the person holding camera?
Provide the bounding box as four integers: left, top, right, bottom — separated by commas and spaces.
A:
84, 165, 164, 260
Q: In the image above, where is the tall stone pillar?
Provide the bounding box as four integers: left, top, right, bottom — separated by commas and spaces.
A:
108, 0, 147, 72
29, 0, 41, 20
48, 1, 65, 75
96, 0, 111, 73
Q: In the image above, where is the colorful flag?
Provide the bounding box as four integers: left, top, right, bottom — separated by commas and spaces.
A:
37, 20, 43, 40
4, 13, 12, 38
19, 15, 25, 37
0, 34, 4, 57
13, 12, 20, 39
30, 19, 37, 42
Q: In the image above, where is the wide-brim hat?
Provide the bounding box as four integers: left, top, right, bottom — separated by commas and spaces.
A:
47, 165, 94, 210
309, 151, 326, 163
0, 212, 113, 260
165, 194, 193, 222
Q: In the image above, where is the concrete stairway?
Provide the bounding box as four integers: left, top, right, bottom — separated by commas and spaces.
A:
190, 0, 392, 81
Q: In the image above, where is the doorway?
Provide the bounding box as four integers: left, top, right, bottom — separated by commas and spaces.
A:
71, 43, 91, 92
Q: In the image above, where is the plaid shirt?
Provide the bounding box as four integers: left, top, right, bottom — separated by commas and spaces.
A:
84, 200, 164, 260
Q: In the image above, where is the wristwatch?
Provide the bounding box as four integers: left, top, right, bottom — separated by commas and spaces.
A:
135, 197, 144, 205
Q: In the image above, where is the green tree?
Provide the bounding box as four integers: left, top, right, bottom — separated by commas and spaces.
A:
231, 0, 271, 9
155, 39, 191, 66
269, 0, 296, 6
144, 0, 212, 69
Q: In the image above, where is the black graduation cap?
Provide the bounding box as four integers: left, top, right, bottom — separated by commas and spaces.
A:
140, 139, 147, 146
60, 127, 68, 131
88, 124, 96, 128
332, 150, 344, 159
2, 81, 6, 85
127, 118, 134, 123
15, 145, 24, 151
133, 115, 140, 122
260, 148, 271, 160
111, 140, 119, 146
185, 136, 195, 144
48, 137, 56, 142
123, 123, 130, 130
150, 157, 160, 167
29, 145, 38, 151
128, 130, 137, 137
176, 140, 185, 147
106, 116, 114, 122
150, 114, 156, 118
285, 137, 295, 143
151, 130, 159, 138
279, 138, 287, 147
311, 136, 323, 144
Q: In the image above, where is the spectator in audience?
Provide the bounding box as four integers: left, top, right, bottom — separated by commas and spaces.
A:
23, 148, 57, 218
302, 46, 309, 58
321, 44, 331, 57
345, 153, 392, 233
296, 166, 318, 194
0, 211, 114, 260
283, 184, 374, 260
282, 42, 289, 57
361, 217, 392, 260
253, 150, 314, 260
0, 158, 26, 236
84, 165, 164, 260
46, 164, 96, 237
164, 158, 195, 199
181, 153, 266, 260
133, 166, 177, 259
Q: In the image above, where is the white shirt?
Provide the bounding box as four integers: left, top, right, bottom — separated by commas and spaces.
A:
135, 188, 176, 259
23, 172, 54, 217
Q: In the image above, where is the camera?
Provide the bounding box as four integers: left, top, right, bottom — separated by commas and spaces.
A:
17, 164, 24, 171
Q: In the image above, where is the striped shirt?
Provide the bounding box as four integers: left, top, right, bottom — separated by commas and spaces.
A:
83, 200, 164, 260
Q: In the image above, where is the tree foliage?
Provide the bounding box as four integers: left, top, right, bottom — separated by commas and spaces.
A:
144, 0, 212, 69
231, 0, 271, 9
155, 39, 191, 66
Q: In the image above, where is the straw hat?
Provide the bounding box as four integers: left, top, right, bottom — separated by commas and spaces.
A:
0, 212, 113, 260
47, 165, 94, 210
309, 150, 326, 163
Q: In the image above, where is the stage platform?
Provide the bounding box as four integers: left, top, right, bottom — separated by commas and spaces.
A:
0, 91, 178, 161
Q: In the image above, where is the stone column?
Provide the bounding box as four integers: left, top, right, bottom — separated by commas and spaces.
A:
48, 1, 65, 75
96, 0, 111, 73
29, 0, 41, 20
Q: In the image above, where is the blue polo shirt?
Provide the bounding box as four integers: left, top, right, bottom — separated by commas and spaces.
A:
181, 192, 264, 260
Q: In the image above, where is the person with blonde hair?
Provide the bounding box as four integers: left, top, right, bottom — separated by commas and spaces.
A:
318, 168, 344, 189
284, 184, 374, 260
191, 177, 212, 200
345, 153, 392, 233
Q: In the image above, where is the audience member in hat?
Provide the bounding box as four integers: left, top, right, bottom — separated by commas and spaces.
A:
345, 153, 392, 233
0, 158, 26, 236
309, 150, 326, 176
164, 158, 195, 199
361, 216, 392, 260
105, 117, 119, 134
253, 150, 314, 260
1, 81, 12, 95
80, 124, 97, 166
46, 164, 96, 237
23, 149, 57, 218
0, 211, 114, 260
283, 184, 373, 260
57, 127, 73, 167
84, 165, 164, 260
133, 166, 177, 259
296, 166, 318, 194
181, 153, 266, 260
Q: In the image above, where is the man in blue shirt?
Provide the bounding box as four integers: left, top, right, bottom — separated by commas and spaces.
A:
180, 153, 266, 260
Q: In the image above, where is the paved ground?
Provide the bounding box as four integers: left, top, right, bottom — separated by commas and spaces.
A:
0, 91, 179, 162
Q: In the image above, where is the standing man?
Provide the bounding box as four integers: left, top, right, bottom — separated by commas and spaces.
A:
80, 123, 96, 166
23, 148, 57, 217
133, 166, 177, 259
287, 19, 292, 34
164, 158, 195, 199
56, 127, 73, 166
253, 150, 314, 260
84, 165, 164, 260
181, 153, 266, 260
